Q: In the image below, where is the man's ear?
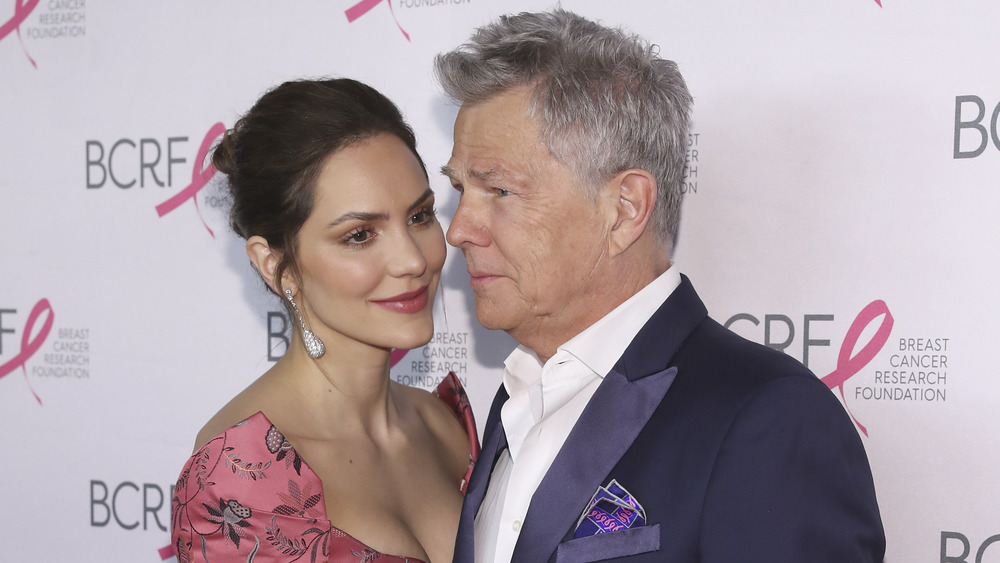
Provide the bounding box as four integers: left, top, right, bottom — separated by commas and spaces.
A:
606, 169, 657, 257
246, 236, 287, 294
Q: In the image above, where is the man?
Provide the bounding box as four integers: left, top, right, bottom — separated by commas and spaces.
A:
436, 9, 885, 563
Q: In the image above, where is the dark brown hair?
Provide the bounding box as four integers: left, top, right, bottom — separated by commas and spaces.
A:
214, 78, 427, 296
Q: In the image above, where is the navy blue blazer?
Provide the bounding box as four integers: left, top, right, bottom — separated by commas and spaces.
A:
455, 276, 885, 562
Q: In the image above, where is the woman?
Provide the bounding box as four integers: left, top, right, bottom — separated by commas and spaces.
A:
171, 78, 478, 563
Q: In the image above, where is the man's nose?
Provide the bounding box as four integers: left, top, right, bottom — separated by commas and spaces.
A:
446, 196, 490, 248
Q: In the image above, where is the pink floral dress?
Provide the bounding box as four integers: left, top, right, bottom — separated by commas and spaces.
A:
170, 373, 479, 563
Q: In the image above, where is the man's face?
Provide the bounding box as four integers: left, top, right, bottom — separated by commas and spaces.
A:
444, 87, 611, 352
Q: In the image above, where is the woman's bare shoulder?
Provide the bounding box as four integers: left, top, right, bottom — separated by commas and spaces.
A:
395, 382, 470, 469
192, 374, 283, 452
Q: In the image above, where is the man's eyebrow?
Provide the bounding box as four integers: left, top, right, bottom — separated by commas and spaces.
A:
440, 165, 502, 183
440, 165, 458, 180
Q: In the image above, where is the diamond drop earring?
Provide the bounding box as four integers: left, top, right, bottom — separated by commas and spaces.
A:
284, 288, 325, 359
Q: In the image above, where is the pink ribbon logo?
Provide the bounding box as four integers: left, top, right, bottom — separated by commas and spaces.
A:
0, 0, 39, 67
820, 300, 893, 436
155, 122, 226, 238
0, 298, 54, 405
345, 0, 410, 42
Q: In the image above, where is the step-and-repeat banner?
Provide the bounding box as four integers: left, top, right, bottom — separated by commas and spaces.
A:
2, 1, 997, 561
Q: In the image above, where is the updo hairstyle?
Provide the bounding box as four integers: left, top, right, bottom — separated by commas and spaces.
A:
213, 78, 427, 298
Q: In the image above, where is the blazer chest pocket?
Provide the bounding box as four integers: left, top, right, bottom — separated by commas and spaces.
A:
554, 523, 661, 563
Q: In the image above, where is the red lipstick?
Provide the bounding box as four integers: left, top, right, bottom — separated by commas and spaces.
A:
372, 286, 430, 314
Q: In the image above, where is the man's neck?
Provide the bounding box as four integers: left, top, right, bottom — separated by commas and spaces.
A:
515, 260, 667, 364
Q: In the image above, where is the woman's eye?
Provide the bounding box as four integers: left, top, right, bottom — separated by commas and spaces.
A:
411, 207, 437, 225
497, 188, 510, 197
346, 228, 374, 244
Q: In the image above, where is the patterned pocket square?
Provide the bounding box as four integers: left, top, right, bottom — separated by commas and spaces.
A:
574, 479, 646, 538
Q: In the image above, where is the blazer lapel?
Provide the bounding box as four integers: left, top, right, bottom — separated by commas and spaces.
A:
454, 386, 509, 563
509, 365, 677, 562
510, 275, 708, 563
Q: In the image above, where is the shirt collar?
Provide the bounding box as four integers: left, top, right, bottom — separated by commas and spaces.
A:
503, 344, 543, 400
560, 266, 682, 378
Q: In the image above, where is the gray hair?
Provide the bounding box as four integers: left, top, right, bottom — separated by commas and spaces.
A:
434, 8, 693, 250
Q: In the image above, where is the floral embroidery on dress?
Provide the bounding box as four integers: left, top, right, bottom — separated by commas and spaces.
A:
350, 547, 382, 562
274, 479, 324, 519
265, 514, 332, 562
267, 424, 305, 475
224, 445, 272, 480
203, 498, 253, 547
171, 416, 425, 562
170, 373, 479, 562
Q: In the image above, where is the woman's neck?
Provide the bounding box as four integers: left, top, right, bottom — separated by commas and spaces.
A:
272, 331, 401, 440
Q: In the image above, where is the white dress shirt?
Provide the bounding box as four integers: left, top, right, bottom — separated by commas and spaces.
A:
474, 267, 682, 563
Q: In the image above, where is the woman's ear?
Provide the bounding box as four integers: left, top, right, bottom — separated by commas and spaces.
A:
246, 236, 285, 294
607, 169, 657, 257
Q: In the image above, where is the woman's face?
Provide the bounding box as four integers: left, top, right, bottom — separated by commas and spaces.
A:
291, 133, 445, 354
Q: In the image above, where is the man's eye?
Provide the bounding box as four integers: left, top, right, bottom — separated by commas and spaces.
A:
497, 188, 510, 197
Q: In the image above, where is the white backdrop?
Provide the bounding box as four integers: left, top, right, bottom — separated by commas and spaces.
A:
2, 1, 998, 561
